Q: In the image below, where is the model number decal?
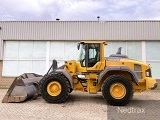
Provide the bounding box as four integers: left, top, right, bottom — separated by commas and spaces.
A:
107, 59, 120, 61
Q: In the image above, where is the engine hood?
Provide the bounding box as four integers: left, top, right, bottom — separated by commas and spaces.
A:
120, 58, 149, 66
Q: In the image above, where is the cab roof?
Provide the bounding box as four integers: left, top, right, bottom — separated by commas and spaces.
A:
80, 41, 107, 45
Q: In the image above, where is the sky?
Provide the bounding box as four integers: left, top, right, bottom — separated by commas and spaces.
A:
0, 0, 160, 21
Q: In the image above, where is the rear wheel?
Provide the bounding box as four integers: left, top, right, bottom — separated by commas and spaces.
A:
40, 74, 70, 103
102, 75, 133, 106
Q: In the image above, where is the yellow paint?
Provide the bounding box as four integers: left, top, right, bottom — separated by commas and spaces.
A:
87, 79, 97, 93
110, 83, 126, 99
145, 77, 157, 89
47, 81, 61, 96
63, 41, 157, 96
73, 81, 84, 91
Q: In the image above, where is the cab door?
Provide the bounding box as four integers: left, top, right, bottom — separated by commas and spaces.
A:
78, 43, 105, 72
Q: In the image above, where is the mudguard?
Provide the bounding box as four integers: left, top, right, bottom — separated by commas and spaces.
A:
98, 66, 139, 85
55, 69, 73, 89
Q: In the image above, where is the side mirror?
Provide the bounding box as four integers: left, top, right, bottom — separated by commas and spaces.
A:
77, 43, 80, 50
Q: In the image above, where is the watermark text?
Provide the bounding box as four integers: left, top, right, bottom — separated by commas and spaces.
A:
117, 107, 145, 114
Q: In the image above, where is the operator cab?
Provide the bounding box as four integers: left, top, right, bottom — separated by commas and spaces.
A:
78, 42, 100, 67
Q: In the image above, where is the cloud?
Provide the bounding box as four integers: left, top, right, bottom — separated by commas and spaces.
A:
0, 0, 160, 21
55, 0, 106, 20
0, 0, 42, 20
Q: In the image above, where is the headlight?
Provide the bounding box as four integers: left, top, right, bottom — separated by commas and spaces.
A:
146, 69, 152, 77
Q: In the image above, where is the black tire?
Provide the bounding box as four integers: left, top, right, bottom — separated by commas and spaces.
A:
69, 88, 73, 93
40, 73, 70, 103
102, 75, 133, 106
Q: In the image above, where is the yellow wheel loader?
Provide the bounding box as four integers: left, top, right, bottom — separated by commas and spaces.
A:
2, 41, 157, 106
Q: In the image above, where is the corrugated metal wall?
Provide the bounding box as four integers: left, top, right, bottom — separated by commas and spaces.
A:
0, 21, 160, 59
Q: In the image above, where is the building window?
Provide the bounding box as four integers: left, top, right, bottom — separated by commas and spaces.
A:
3, 41, 79, 77
49, 41, 79, 67
146, 41, 160, 78
105, 41, 142, 60
3, 41, 46, 76
2, 40, 160, 79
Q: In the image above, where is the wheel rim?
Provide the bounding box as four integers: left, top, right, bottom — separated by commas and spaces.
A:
47, 81, 62, 96
110, 83, 126, 99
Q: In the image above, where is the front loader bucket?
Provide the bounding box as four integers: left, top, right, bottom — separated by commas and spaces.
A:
2, 73, 43, 103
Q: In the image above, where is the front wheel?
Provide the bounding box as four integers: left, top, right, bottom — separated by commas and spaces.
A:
102, 75, 133, 106
40, 74, 70, 103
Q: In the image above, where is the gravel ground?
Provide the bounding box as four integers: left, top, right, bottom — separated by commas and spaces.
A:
0, 89, 160, 120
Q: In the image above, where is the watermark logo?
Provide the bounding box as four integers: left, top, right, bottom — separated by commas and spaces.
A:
117, 107, 145, 114
108, 101, 160, 120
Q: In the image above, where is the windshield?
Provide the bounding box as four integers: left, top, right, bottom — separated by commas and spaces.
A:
79, 44, 86, 65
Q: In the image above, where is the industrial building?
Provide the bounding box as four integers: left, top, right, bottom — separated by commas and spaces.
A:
0, 21, 160, 87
